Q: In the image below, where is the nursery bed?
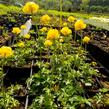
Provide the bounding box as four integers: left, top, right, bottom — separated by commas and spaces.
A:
1, 11, 109, 108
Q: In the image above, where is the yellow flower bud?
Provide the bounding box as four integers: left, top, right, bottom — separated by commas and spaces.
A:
63, 22, 67, 27
91, 61, 97, 67
83, 36, 90, 44
24, 34, 31, 39
68, 16, 76, 22
44, 40, 52, 47
59, 38, 64, 43
40, 27, 47, 32
17, 41, 25, 48
20, 25, 26, 29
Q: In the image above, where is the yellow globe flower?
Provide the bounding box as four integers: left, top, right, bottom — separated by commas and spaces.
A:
20, 25, 26, 29
17, 41, 25, 48
83, 36, 90, 44
0, 46, 14, 58
40, 14, 51, 24
24, 34, 31, 39
74, 20, 86, 31
47, 29, 59, 40
61, 27, 72, 36
44, 40, 52, 47
68, 16, 76, 22
12, 27, 21, 34
22, 2, 39, 14
40, 27, 47, 32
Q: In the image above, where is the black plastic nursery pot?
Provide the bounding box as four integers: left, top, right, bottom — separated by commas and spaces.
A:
3, 65, 39, 86
86, 25, 109, 34
74, 31, 109, 75
12, 94, 37, 109
87, 43, 109, 75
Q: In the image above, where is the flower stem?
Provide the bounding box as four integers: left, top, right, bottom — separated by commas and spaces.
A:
84, 44, 87, 51
80, 31, 83, 47
74, 30, 76, 42
59, 0, 63, 29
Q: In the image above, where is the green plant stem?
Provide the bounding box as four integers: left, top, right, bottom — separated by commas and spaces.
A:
74, 30, 76, 42
59, 0, 63, 29
51, 41, 56, 73
36, 24, 39, 38
84, 44, 87, 51
47, 48, 50, 63
31, 14, 39, 39
12, 34, 17, 45
1, 65, 6, 108
39, 50, 42, 62
80, 30, 83, 47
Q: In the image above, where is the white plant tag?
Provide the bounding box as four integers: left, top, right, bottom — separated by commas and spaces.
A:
20, 19, 32, 36
85, 83, 92, 86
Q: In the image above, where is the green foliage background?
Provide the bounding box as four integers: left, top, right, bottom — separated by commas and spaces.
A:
0, 0, 109, 13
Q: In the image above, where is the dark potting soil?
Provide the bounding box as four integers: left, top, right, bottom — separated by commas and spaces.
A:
3, 65, 39, 86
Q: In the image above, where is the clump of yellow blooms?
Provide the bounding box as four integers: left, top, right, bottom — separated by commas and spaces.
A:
83, 36, 90, 44
0, 46, 14, 58
24, 34, 31, 39
40, 14, 51, 24
61, 27, 72, 36
40, 27, 47, 32
47, 29, 59, 40
12, 27, 21, 34
20, 25, 26, 29
17, 41, 25, 48
44, 40, 53, 47
22, 2, 39, 14
68, 16, 76, 22
74, 20, 86, 31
